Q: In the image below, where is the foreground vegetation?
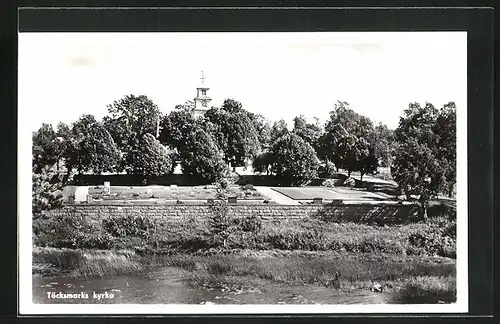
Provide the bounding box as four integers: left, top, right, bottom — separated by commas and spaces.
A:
33, 213, 456, 258
33, 208, 457, 303
33, 247, 456, 304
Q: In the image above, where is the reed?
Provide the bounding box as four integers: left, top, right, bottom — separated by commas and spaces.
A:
396, 276, 456, 303
33, 247, 144, 278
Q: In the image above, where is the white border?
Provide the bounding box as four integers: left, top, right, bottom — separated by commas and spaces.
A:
18, 31, 468, 315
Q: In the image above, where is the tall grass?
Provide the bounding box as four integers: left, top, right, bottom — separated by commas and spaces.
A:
33, 247, 144, 278
397, 276, 456, 303
150, 251, 455, 292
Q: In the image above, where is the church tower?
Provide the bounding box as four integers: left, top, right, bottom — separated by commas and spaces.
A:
193, 71, 212, 118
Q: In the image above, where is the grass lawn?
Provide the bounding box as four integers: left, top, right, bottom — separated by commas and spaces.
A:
88, 185, 267, 201
273, 187, 389, 202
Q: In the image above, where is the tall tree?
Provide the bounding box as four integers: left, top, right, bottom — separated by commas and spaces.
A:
179, 129, 227, 184
392, 102, 447, 221
316, 132, 341, 172
205, 103, 261, 169
246, 112, 272, 150
159, 104, 198, 153
271, 133, 320, 186
55, 122, 78, 175
371, 123, 395, 168
292, 115, 323, 149
32, 123, 59, 173
71, 114, 122, 175
221, 98, 243, 113
357, 139, 379, 181
270, 119, 289, 143
103, 94, 162, 151
322, 101, 378, 176
325, 101, 374, 140
434, 102, 457, 197
124, 133, 172, 177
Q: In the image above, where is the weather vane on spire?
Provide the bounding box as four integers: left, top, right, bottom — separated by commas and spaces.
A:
200, 70, 206, 85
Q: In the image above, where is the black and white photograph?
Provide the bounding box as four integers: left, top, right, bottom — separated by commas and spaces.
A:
19, 30, 468, 314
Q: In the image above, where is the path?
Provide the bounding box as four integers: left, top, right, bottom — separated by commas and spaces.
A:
254, 186, 301, 205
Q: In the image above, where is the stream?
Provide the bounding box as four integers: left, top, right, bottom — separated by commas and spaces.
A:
33, 266, 401, 305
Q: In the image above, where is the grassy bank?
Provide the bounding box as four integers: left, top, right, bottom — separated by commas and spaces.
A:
33, 247, 456, 303
32, 208, 456, 303
33, 247, 144, 278
33, 214, 456, 258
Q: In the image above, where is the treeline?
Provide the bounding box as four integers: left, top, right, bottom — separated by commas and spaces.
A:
33, 94, 456, 218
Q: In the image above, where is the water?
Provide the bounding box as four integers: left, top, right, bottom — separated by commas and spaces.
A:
33, 266, 399, 305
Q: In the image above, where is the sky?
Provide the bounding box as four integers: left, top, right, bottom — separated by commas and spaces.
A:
18, 32, 467, 131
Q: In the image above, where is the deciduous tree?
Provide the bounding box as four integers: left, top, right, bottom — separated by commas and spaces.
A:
124, 133, 172, 177
179, 129, 227, 184
247, 112, 272, 150
392, 102, 448, 221
159, 103, 198, 153
103, 94, 162, 151
270, 119, 289, 143
271, 133, 320, 186
32, 123, 60, 173
205, 103, 261, 169
292, 115, 323, 149
433, 102, 457, 197
72, 114, 122, 175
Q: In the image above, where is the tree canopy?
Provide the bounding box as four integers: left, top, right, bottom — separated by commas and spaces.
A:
103, 94, 162, 151
247, 112, 272, 150
159, 104, 198, 153
392, 102, 456, 220
204, 102, 261, 168
71, 114, 122, 175
32, 123, 60, 173
292, 115, 323, 150
124, 133, 172, 177
179, 129, 227, 184
270, 133, 320, 186
271, 119, 289, 143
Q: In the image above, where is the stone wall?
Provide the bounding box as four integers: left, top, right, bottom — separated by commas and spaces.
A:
47, 203, 420, 225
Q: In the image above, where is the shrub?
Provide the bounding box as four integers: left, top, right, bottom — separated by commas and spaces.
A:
207, 186, 236, 248
33, 213, 98, 248
406, 227, 456, 258
239, 215, 262, 233
102, 215, 157, 239
32, 167, 63, 218
322, 179, 337, 188
263, 229, 329, 251
75, 232, 115, 249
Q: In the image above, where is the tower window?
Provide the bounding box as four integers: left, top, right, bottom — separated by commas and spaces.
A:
201, 90, 206, 95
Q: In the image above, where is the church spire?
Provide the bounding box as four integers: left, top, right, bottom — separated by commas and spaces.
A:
200, 70, 206, 86
193, 70, 212, 118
